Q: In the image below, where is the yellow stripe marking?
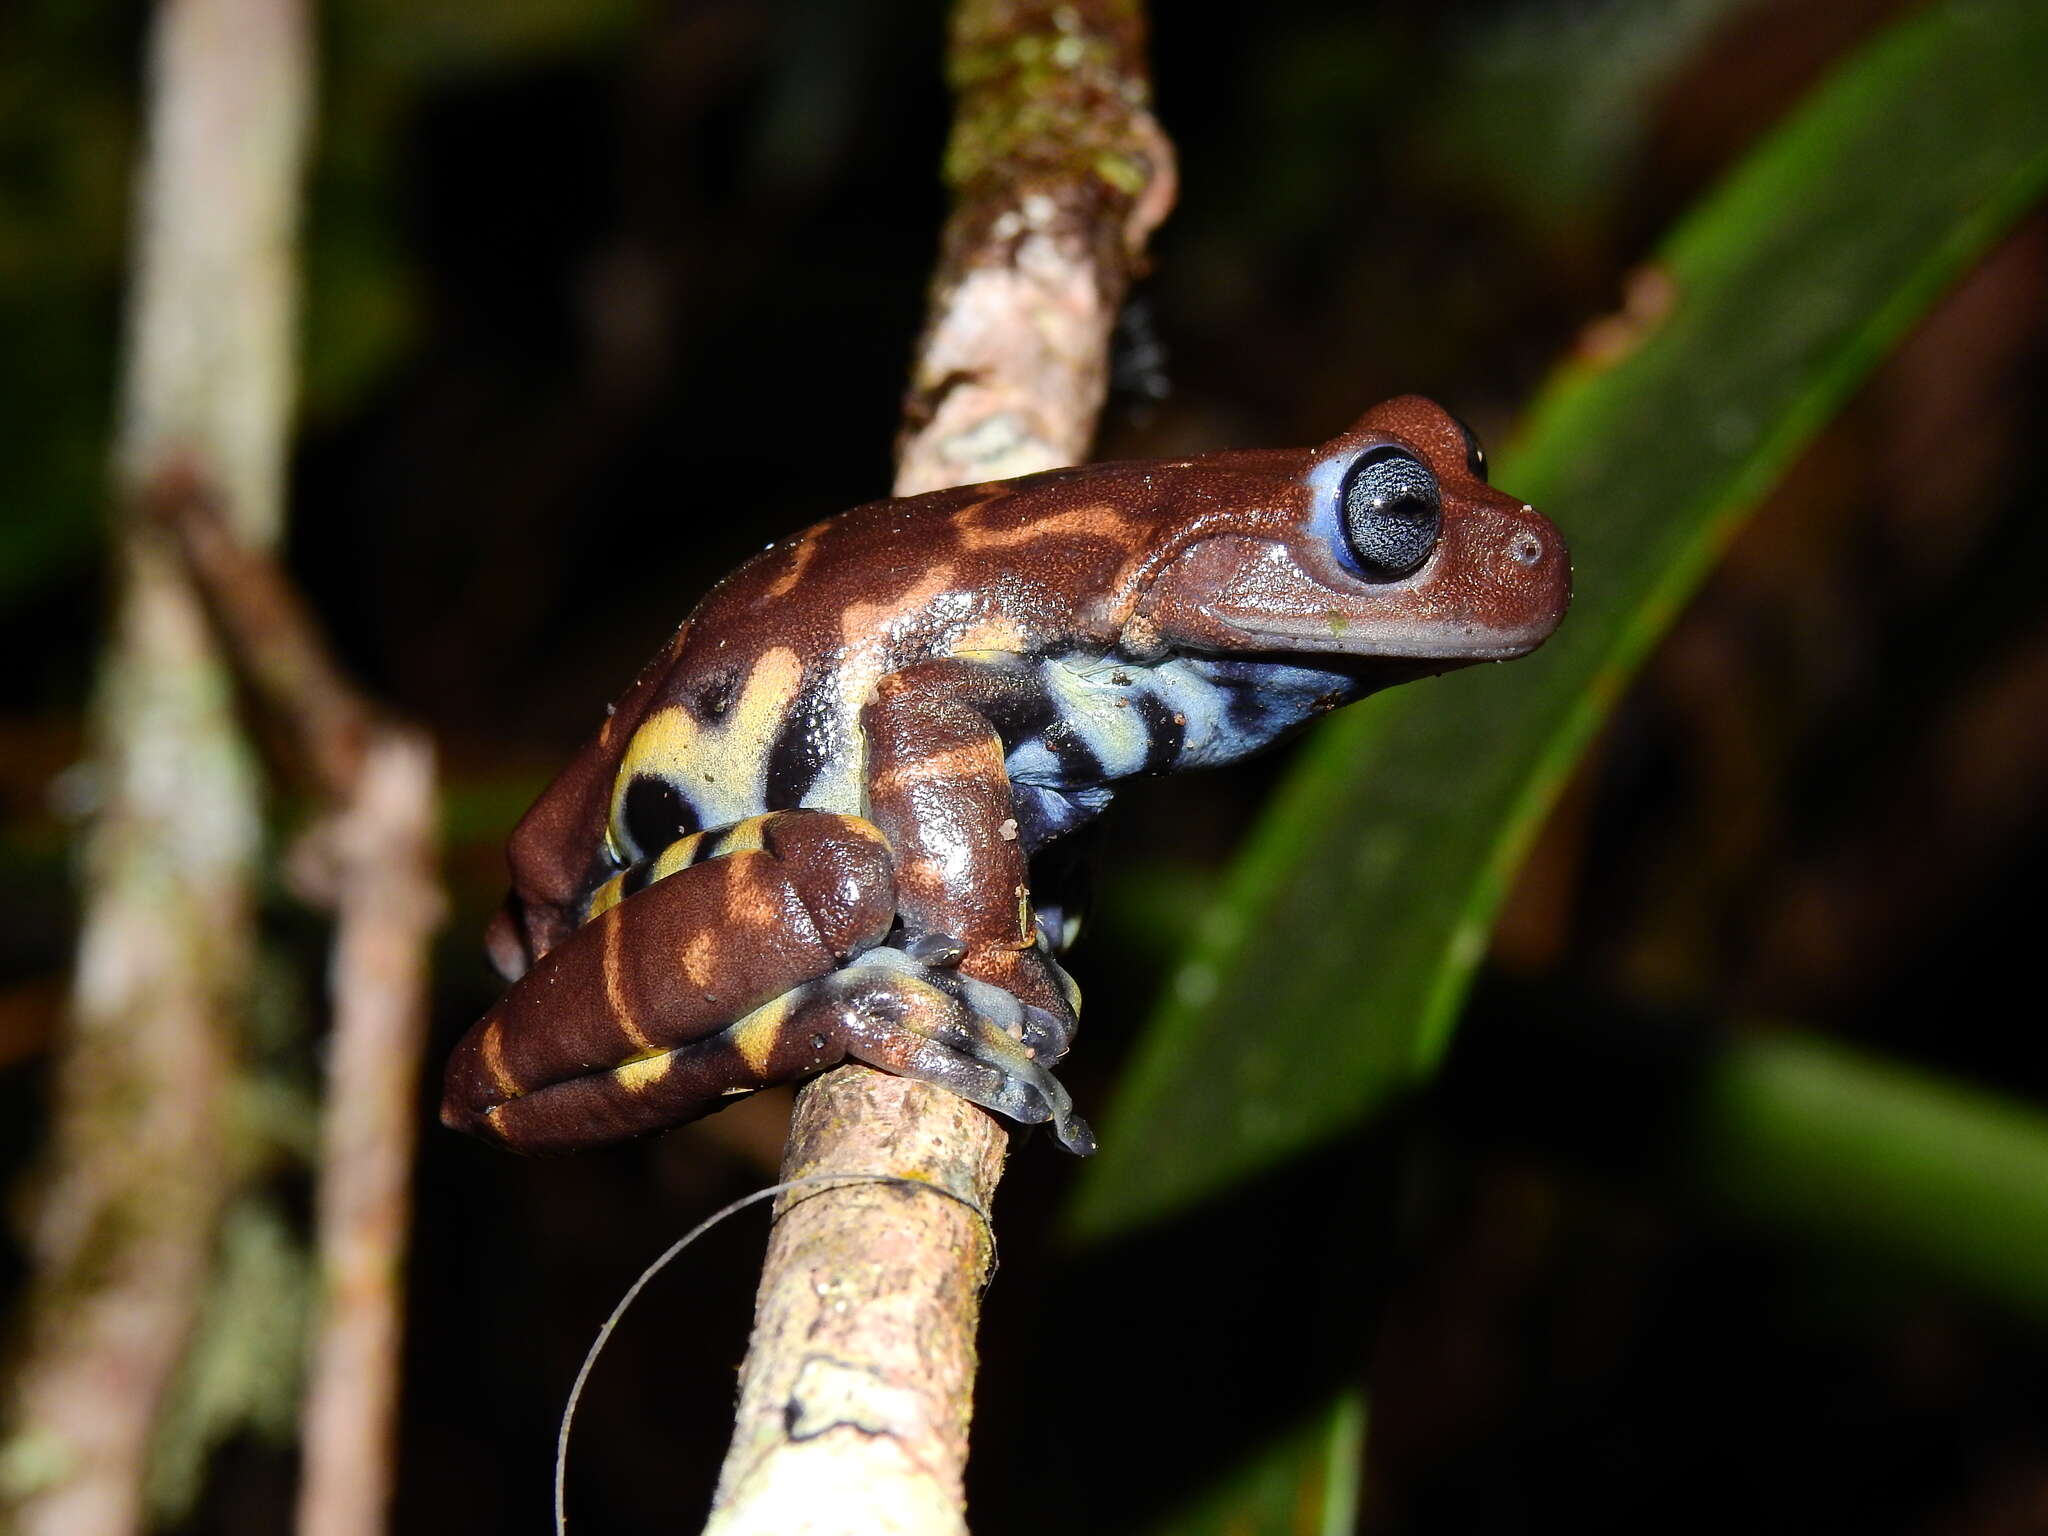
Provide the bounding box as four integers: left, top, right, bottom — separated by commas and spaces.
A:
727, 990, 800, 1074
586, 872, 627, 921
955, 504, 1139, 551
762, 523, 829, 599
649, 835, 702, 883
478, 1019, 519, 1099
950, 617, 1031, 658
681, 929, 718, 989
612, 1053, 673, 1093
602, 912, 658, 1053
869, 737, 1007, 796
841, 567, 959, 657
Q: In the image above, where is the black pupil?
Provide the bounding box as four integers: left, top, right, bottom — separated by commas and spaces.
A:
1341, 448, 1442, 580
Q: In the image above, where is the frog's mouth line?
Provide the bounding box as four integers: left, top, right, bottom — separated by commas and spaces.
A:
1215, 614, 1563, 666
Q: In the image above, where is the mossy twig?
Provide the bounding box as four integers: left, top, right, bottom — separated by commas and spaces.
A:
703, 3, 1174, 1531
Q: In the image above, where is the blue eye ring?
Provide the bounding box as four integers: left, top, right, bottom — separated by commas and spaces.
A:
1341, 446, 1442, 580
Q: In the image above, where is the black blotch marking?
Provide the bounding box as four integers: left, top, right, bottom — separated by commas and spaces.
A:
1043, 720, 1103, 786
975, 675, 1058, 748
765, 674, 830, 810
621, 860, 656, 898
980, 669, 1104, 788
622, 774, 698, 861
1218, 669, 1276, 739
1010, 782, 1112, 853
991, 663, 1105, 782
692, 667, 739, 720
1132, 689, 1187, 775
1007, 786, 1061, 851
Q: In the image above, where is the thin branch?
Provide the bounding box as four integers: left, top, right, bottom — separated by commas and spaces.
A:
144, 467, 374, 802
290, 723, 440, 1536
0, 0, 311, 1532
147, 479, 445, 1536
896, 0, 1176, 495
703, 3, 1174, 1531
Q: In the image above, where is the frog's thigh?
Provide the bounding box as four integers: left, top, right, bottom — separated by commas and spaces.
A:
862, 660, 1069, 1022
441, 809, 893, 1150
489, 949, 1095, 1156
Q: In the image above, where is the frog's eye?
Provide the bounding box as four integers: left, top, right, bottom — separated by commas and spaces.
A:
1341, 446, 1442, 580
1449, 412, 1488, 482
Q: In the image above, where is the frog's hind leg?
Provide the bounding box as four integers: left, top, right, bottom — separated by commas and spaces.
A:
479, 948, 1094, 1156
441, 808, 894, 1153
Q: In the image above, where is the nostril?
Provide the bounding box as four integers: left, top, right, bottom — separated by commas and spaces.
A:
1508, 531, 1545, 567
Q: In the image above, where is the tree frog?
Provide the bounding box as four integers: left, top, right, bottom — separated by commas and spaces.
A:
442, 396, 1568, 1157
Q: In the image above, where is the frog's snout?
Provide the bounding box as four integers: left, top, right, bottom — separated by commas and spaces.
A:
1491, 502, 1572, 646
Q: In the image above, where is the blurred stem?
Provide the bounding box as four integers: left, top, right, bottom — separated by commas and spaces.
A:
1692, 1031, 2048, 1319
703, 3, 1174, 1532
292, 727, 439, 1536
893, 0, 1175, 495
153, 469, 446, 1536
0, 1, 310, 1533
1104, 866, 2048, 1315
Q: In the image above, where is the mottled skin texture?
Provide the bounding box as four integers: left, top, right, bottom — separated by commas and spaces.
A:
442, 397, 1569, 1155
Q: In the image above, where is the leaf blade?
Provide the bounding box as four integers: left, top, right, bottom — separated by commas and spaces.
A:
1070, 0, 2048, 1238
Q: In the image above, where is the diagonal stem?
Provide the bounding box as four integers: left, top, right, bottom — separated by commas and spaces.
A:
701, 4, 1174, 1531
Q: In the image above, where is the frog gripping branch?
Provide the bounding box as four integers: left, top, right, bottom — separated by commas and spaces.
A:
442, 395, 1567, 1156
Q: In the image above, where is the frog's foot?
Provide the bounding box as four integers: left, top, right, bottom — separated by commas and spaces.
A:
892, 929, 1077, 1061
456, 946, 1093, 1156
816, 947, 1094, 1153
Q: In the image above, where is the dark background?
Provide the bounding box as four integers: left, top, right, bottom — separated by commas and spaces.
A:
5, 0, 2047, 1530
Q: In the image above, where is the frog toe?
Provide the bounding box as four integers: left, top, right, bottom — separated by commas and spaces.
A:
830, 949, 1094, 1154
903, 931, 969, 967
913, 960, 1067, 1061
1015, 1002, 1069, 1062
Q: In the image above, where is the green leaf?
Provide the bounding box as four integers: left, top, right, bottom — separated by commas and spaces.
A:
1692, 1033, 2048, 1320
1149, 1393, 1366, 1536
1069, 0, 2048, 1239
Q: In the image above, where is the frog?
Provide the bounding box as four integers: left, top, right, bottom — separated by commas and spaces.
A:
441, 395, 1569, 1158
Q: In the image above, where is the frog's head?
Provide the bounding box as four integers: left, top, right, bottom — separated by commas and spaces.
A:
1134, 396, 1569, 676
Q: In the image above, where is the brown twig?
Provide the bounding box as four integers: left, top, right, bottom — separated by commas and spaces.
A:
143, 465, 374, 802
0, 1, 311, 1531
147, 479, 445, 1536
289, 723, 440, 1536
703, 4, 1174, 1530
896, 0, 1176, 496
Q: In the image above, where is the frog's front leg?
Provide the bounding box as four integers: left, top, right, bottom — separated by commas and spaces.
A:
442, 808, 1091, 1154
861, 658, 1079, 1057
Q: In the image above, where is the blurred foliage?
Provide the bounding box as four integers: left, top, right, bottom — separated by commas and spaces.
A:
0, 3, 132, 614
1694, 1031, 2048, 1323
1073, 0, 2048, 1240
1149, 1393, 1366, 1536
146, 1198, 310, 1518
